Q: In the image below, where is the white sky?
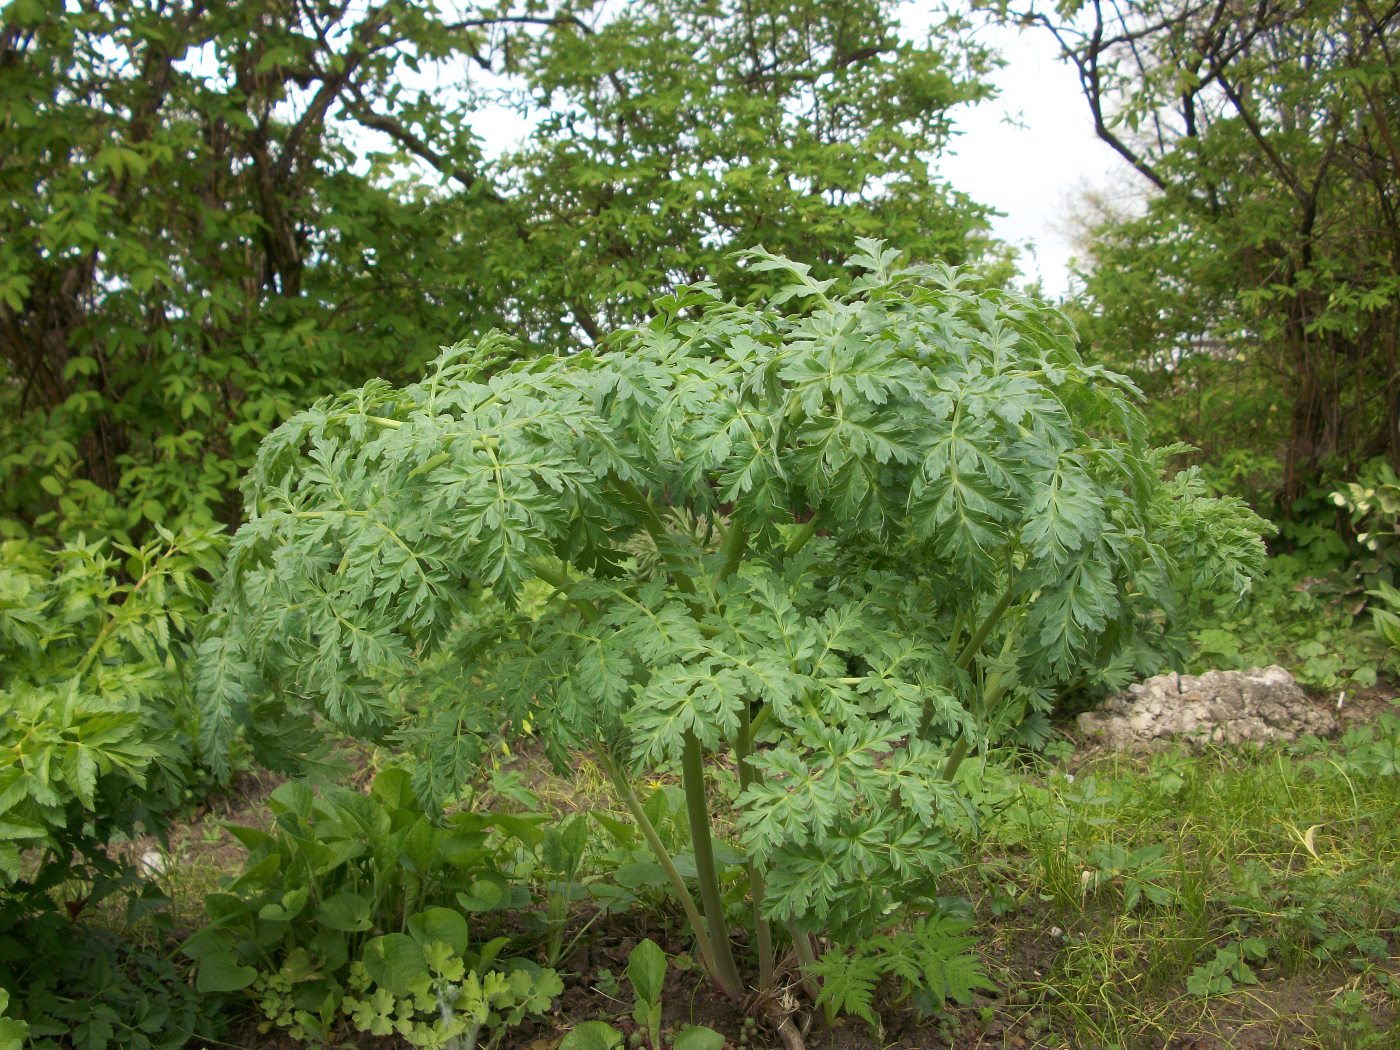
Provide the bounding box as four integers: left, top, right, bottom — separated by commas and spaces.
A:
932, 21, 1137, 299
460, 12, 1139, 302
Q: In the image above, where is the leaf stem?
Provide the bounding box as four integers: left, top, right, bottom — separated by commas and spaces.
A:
530, 558, 600, 623
784, 520, 817, 558
736, 705, 774, 992
595, 748, 721, 981
682, 731, 746, 999
788, 921, 821, 1001
922, 576, 1019, 740
954, 577, 1019, 671
717, 518, 748, 582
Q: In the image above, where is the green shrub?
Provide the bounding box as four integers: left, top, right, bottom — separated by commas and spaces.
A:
1334, 461, 1400, 663
0, 528, 224, 885
0, 527, 225, 1046
201, 243, 1268, 1025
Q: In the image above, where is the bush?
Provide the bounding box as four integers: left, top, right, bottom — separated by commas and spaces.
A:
0, 527, 223, 890
201, 242, 1268, 1025
0, 527, 224, 1045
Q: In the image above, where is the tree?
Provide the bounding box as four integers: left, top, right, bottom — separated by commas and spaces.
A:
0, 0, 513, 539
1005, 0, 1400, 509
1, 0, 999, 543
476, 0, 1004, 347
200, 243, 1267, 1035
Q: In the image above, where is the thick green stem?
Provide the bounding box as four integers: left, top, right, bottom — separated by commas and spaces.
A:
942, 669, 1012, 783
788, 921, 821, 1001
682, 731, 746, 999
717, 517, 748, 582
941, 737, 971, 783
596, 749, 721, 984
954, 578, 1019, 671
784, 520, 817, 558
921, 577, 1019, 739
530, 557, 600, 623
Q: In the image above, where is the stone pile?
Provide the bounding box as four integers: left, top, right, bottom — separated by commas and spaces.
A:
1076, 665, 1337, 751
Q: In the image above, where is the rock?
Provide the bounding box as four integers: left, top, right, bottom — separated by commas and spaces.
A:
1076, 665, 1337, 751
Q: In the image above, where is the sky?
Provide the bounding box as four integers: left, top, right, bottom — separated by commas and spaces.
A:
931, 21, 1138, 299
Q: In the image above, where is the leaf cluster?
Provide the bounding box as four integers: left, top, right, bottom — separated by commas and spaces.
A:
0, 527, 223, 889
183, 767, 558, 1045
807, 912, 995, 1032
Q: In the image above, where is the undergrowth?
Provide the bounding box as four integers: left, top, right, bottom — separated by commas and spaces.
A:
946, 708, 1400, 1048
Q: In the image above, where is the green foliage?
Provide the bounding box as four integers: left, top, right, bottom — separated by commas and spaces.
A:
585, 783, 747, 917
1017, 0, 1400, 508
0, 990, 24, 1050
1184, 937, 1268, 998
0, 914, 223, 1050
0, 527, 222, 890
1334, 461, 1400, 661
0, 0, 502, 541
0, 521, 229, 1050
1294, 706, 1400, 780
1188, 551, 1391, 690
626, 938, 667, 1048
204, 242, 1267, 1003
807, 912, 994, 1032
182, 767, 559, 1046
972, 726, 1400, 1045
556, 939, 722, 1050
559, 1020, 626, 1050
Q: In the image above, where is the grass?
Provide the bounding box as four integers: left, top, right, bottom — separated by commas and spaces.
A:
943, 709, 1400, 1049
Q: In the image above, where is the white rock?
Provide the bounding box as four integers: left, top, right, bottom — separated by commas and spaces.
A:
1076, 666, 1337, 752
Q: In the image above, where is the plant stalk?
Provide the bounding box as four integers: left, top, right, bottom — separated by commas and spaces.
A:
787, 921, 821, 1001
942, 668, 1013, 782
717, 518, 748, 582
681, 731, 746, 999
921, 576, 1019, 739
783, 520, 817, 558
596, 749, 722, 985
530, 557, 600, 622
736, 705, 774, 992
954, 577, 1019, 671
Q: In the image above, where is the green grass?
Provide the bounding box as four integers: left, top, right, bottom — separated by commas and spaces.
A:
945, 711, 1400, 1048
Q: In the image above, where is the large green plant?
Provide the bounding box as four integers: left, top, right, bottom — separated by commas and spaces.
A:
202, 244, 1267, 1036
